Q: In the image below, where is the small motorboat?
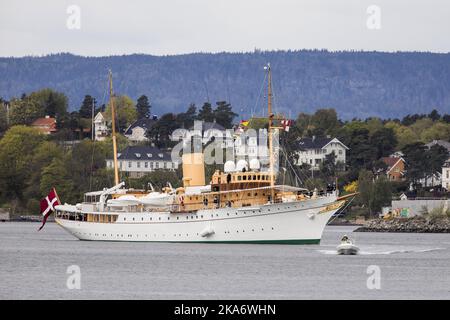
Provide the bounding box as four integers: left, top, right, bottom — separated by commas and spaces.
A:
337, 235, 359, 255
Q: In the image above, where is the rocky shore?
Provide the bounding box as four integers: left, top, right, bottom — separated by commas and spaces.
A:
355, 216, 450, 233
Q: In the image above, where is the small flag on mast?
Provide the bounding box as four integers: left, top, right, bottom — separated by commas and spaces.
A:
38, 188, 60, 231
281, 119, 293, 132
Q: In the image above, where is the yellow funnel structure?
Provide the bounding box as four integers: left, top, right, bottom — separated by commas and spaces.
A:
182, 153, 205, 187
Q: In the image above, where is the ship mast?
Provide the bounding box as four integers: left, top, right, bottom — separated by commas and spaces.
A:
266, 63, 275, 201
109, 70, 120, 186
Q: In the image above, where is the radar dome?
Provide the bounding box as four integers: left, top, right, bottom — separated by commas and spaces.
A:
224, 161, 236, 173
236, 159, 248, 172
249, 158, 261, 170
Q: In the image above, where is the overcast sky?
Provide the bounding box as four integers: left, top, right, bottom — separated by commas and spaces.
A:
1, 0, 449, 57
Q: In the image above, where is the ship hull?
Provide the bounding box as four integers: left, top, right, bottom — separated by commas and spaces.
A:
55, 197, 342, 244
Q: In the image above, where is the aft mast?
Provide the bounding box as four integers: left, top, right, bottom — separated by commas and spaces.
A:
266, 63, 275, 201
109, 70, 120, 186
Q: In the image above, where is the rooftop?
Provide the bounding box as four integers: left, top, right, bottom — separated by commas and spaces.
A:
124, 117, 156, 135
381, 156, 404, 169
425, 140, 450, 153
115, 146, 173, 161
189, 121, 226, 132
297, 136, 348, 150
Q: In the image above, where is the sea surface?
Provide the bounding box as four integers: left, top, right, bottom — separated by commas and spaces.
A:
0, 222, 449, 299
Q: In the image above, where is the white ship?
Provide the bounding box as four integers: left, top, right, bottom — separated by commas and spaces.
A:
54, 66, 351, 244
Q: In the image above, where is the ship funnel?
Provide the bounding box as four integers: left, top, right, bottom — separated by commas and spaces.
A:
182, 153, 205, 187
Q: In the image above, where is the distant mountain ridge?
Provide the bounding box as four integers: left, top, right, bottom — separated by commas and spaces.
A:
1, 50, 449, 119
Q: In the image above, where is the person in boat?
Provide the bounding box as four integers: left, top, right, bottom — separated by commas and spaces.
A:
341, 235, 349, 242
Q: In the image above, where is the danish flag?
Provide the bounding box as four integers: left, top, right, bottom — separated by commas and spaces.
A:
281, 119, 293, 132
38, 188, 60, 231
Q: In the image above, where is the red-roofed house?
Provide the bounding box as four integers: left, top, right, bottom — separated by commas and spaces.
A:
31, 116, 57, 135
381, 156, 405, 181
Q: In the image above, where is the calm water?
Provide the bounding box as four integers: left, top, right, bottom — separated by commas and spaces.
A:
0, 222, 449, 299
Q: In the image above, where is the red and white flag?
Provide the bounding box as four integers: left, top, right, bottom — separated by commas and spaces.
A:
38, 188, 60, 231
281, 119, 293, 132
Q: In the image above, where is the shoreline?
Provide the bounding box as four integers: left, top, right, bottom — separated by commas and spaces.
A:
355, 216, 450, 233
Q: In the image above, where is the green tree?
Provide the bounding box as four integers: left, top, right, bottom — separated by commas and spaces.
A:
425, 144, 448, 186
291, 112, 313, 137
356, 170, 390, 216
213, 101, 236, 128
0, 102, 8, 133
428, 109, 441, 121
371, 175, 392, 214
369, 127, 397, 159
176, 104, 197, 128
136, 95, 151, 119
24, 141, 64, 202
28, 88, 68, 119
147, 113, 179, 148
40, 157, 76, 204
197, 102, 214, 122
79, 95, 96, 118
402, 142, 427, 185
420, 122, 450, 142
104, 95, 138, 132
357, 169, 373, 215
0, 126, 45, 202
311, 108, 339, 137
9, 97, 43, 125
339, 126, 377, 169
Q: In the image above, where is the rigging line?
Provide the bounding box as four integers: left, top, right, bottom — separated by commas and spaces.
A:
89, 140, 96, 192
252, 72, 267, 118
89, 73, 109, 192
326, 196, 356, 225
280, 146, 303, 186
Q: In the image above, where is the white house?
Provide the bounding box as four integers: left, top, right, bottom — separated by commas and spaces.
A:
94, 112, 108, 141
124, 117, 156, 142
443, 159, 450, 191
106, 146, 179, 179
296, 136, 348, 170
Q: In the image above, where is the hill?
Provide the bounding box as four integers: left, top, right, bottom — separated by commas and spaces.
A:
1, 50, 450, 119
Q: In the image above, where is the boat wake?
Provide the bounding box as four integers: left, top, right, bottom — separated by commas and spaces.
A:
318, 246, 445, 255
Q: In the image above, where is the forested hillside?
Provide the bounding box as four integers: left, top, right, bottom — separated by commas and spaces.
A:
1, 50, 450, 119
